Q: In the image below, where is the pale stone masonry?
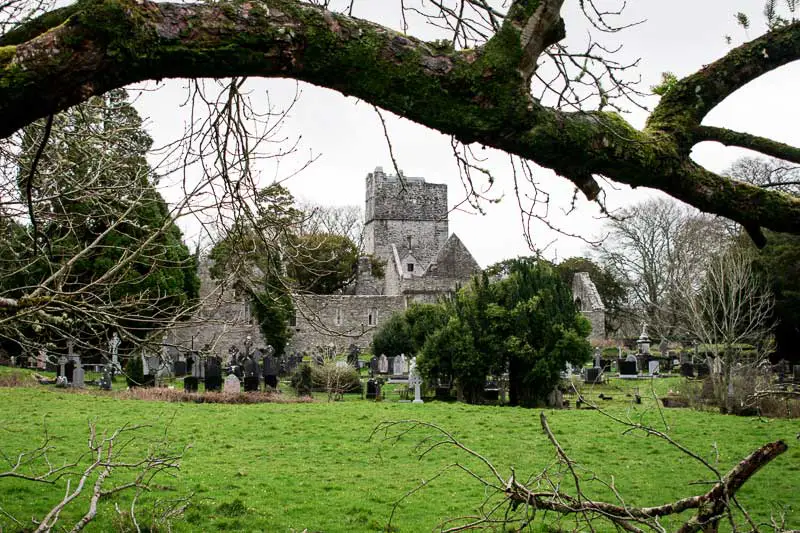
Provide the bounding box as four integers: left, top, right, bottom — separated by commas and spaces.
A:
170, 167, 605, 356
288, 167, 482, 353
172, 167, 482, 355
572, 272, 606, 340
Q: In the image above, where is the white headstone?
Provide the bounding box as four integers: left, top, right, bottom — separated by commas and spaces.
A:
378, 354, 389, 373
224, 374, 241, 394
37, 348, 47, 370
395, 354, 407, 375
648, 360, 660, 376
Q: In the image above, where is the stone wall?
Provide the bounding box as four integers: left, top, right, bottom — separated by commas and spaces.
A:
582, 310, 606, 342
286, 294, 407, 354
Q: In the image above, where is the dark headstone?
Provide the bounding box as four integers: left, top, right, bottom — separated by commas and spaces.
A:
262, 355, 278, 377
585, 367, 602, 384
794, 365, 800, 383
369, 356, 379, 376
184, 376, 199, 393
619, 361, 637, 376
173, 360, 187, 377
243, 376, 260, 392
265, 375, 279, 389
205, 376, 222, 392
205, 358, 223, 392
680, 363, 695, 378
696, 364, 710, 378
98, 366, 113, 391
244, 356, 260, 378
64, 360, 75, 383
366, 379, 380, 400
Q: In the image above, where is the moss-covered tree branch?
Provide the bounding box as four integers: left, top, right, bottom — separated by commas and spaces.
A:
695, 126, 800, 166
1, 0, 800, 242
648, 20, 800, 145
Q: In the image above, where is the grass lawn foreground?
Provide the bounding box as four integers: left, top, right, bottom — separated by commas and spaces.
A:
0, 374, 797, 532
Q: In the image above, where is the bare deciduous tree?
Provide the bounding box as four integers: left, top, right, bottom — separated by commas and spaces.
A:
678, 244, 775, 414
599, 198, 730, 339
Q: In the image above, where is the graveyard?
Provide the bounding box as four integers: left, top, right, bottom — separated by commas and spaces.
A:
0, 359, 798, 532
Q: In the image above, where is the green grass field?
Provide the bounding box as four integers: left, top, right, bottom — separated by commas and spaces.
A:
0, 370, 797, 532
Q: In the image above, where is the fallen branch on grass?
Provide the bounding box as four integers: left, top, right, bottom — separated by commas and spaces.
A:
0, 421, 190, 532
373, 415, 793, 532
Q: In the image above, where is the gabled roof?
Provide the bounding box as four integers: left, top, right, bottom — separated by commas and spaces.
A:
427, 234, 481, 280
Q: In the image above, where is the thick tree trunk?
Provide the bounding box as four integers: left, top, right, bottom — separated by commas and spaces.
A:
2, 1, 800, 238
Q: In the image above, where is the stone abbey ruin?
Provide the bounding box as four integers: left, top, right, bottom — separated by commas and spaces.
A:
171, 167, 604, 355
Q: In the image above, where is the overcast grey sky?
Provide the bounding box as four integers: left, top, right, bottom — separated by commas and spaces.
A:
131, 0, 800, 267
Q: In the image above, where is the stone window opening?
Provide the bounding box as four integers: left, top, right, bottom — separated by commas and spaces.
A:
407, 263, 414, 272
288, 311, 297, 327
575, 297, 582, 311
335, 307, 342, 326
368, 308, 378, 326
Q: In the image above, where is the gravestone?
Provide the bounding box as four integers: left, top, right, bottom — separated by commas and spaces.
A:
173, 360, 187, 376
205, 358, 223, 392
625, 353, 639, 371
224, 374, 242, 394
696, 363, 710, 378
64, 360, 75, 384
680, 362, 695, 378
243, 356, 260, 392
594, 347, 602, 368
369, 356, 379, 376
794, 365, 800, 383
57, 355, 68, 378
648, 360, 660, 376
263, 355, 279, 389
37, 348, 47, 370
378, 354, 389, 374
585, 367, 602, 384
409, 361, 423, 404
108, 332, 121, 371
184, 376, 199, 392
366, 379, 380, 400
394, 354, 407, 375
98, 365, 113, 390
619, 360, 638, 378
72, 359, 85, 388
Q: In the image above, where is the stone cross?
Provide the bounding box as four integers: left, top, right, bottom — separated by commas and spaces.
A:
409, 357, 423, 404
57, 355, 68, 378
108, 333, 120, 370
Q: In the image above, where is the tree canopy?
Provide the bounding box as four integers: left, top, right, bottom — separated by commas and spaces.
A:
0, 89, 199, 354
0, 0, 799, 245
